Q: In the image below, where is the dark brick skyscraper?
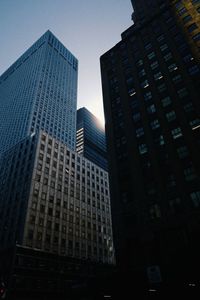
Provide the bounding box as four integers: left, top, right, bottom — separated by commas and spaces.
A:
101, 0, 200, 287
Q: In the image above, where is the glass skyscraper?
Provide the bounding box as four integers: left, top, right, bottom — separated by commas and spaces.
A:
0, 30, 78, 153
76, 107, 108, 171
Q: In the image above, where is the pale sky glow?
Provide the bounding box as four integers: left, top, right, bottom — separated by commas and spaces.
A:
0, 0, 133, 124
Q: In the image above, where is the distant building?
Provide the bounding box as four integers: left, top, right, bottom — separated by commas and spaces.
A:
101, 0, 200, 285
0, 30, 78, 153
76, 107, 108, 171
0, 131, 114, 264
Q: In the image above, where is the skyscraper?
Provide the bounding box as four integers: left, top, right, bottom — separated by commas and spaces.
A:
76, 107, 108, 170
0, 30, 78, 153
0, 130, 114, 264
101, 0, 200, 287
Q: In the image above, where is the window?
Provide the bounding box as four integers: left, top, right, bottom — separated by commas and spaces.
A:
138, 69, 146, 77
150, 61, 159, 70
139, 144, 148, 155
172, 74, 182, 83
171, 127, 183, 139
166, 111, 176, 122
144, 43, 152, 50
133, 112, 141, 122
163, 53, 172, 61
182, 15, 192, 24
157, 83, 167, 93
147, 104, 156, 114
169, 198, 181, 214
190, 118, 200, 130
167, 174, 176, 188
154, 72, 163, 80
147, 52, 156, 60
136, 127, 144, 137
177, 146, 189, 158
188, 65, 200, 75
155, 135, 165, 146
184, 166, 196, 181
183, 54, 194, 62
178, 7, 187, 16
150, 119, 160, 129
193, 33, 200, 41
187, 23, 198, 33
141, 79, 149, 89
168, 63, 178, 72
177, 87, 188, 98
184, 102, 194, 112
157, 35, 165, 42
190, 191, 200, 208
136, 59, 143, 66
144, 91, 152, 101
150, 204, 161, 219
160, 44, 168, 52
161, 96, 171, 107
128, 88, 136, 96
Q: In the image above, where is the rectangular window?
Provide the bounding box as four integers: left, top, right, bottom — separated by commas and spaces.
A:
182, 15, 192, 24
141, 79, 149, 89
154, 72, 163, 80
133, 112, 141, 122
161, 96, 171, 107
150, 119, 160, 129
144, 43, 152, 50
136, 127, 144, 137
188, 65, 200, 75
178, 7, 187, 16
171, 127, 183, 139
163, 53, 172, 61
139, 144, 148, 155
190, 191, 200, 208
144, 91, 152, 101
136, 59, 143, 66
184, 166, 196, 181
187, 23, 198, 33
150, 61, 159, 70
172, 74, 182, 83
138, 69, 146, 77
166, 111, 176, 122
168, 63, 178, 72
177, 146, 189, 158
160, 44, 168, 52
190, 118, 200, 130
177, 88, 188, 98
157, 83, 167, 92
192, 33, 200, 41
147, 104, 156, 114
184, 102, 194, 112
147, 52, 156, 60
157, 35, 165, 42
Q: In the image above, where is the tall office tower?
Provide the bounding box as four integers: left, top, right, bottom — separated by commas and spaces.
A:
101, 0, 200, 286
0, 30, 78, 154
0, 131, 114, 264
76, 107, 108, 171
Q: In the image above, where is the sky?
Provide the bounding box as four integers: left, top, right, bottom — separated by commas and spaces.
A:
0, 0, 133, 124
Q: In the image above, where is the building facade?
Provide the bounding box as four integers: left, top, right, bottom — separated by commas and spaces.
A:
76, 107, 108, 170
0, 131, 114, 264
0, 30, 78, 154
101, 0, 200, 285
